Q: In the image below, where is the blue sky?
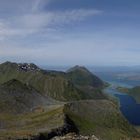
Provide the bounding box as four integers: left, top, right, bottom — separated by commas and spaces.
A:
0, 0, 140, 66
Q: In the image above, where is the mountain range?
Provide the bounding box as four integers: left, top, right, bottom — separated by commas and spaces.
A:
0, 61, 139, 140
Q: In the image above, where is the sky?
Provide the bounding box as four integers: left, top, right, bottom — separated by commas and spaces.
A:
0, 0, 140, 66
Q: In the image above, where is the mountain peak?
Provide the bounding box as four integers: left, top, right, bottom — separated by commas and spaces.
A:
18, 63, 40, 71
0, 61, 40, 72
67, 65, 104, 88
66, 65, 90, 73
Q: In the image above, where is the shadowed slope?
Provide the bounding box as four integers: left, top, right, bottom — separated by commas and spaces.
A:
67, 65, 106, 99
67, 65, 104, 88
0, 79, 52, 114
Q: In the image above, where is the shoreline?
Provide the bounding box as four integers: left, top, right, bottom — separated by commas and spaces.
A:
103, 83, 140, 129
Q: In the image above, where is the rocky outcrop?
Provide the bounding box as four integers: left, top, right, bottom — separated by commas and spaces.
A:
31, 115, 79, 140
51, 133, 99, 140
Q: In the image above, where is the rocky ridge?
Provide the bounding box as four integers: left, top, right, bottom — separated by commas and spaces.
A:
51, 133, 99, 140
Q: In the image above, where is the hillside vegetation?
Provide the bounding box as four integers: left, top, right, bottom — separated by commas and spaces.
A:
64, 100, 139, 140
0, 61, 139, 140
0, 79, 55, 114
67, 65, 104, 88
0, 62, 105, 101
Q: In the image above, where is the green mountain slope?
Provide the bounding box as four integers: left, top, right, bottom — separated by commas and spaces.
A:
0, 79, 53, 114
0, 105, 66, 140
67, 65, 106, 99
0, 62, 106, 101
67, 65, 104, 87
0, 62, 85, 101
64, 100, 140, 140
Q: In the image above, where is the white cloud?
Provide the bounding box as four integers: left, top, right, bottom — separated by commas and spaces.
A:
49, 9, 102, 24
31, 0, 51, 12
0, 8, 102, 40
32, 0, 42, 12
19, 9, 102, 28
1, 37, 140, 66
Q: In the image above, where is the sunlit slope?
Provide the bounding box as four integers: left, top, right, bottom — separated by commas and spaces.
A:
0, 62, 85, 101
64, 100, 140, 140
0, 62, 106, 101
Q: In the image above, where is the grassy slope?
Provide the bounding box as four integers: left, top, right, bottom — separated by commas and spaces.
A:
0, 62, 87, 101
66, 65, 104, 88
64, 100, 140, 140
66, 66, 106, 100
0, 100, 139, 140
0, 79, 54, 114
0, 105, 65, 140
0, 62, 106, 101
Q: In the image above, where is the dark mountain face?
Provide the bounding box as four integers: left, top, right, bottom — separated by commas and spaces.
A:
66, 65, 106, 99
0, 79, 52, 114
67, 65, 104, 88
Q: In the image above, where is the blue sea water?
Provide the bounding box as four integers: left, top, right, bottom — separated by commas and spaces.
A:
97, 72, 140, 126
116, 94, 140, 125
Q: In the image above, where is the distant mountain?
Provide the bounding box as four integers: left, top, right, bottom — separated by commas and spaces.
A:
67, 65, 106, 99
67, 65, 104, 88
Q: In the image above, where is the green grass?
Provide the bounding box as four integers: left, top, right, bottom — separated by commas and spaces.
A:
67, 65, 104, 88
0, 105, 65, 139
0, 62, 98, 101
64, 100, 140, 140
